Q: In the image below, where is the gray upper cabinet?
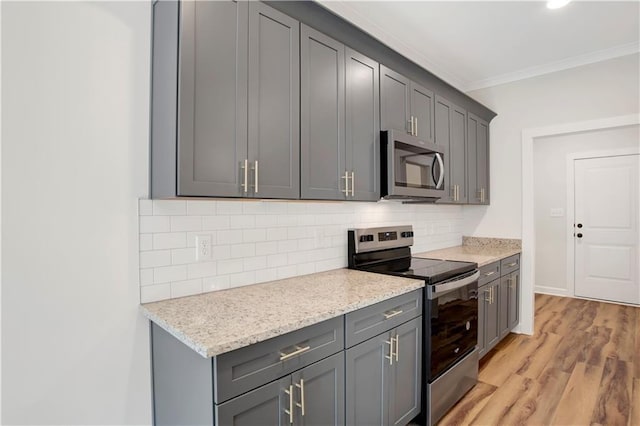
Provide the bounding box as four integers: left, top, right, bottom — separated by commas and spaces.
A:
153, 0, 299, 199
380, 65, 434, 143
467, 112, 490, 205
247, 2, 300, 199
301, 25, 379, 201
435, 96, 467, 204
176, 0, 249, 198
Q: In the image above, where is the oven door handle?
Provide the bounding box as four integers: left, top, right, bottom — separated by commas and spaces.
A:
427, 271, 480, 300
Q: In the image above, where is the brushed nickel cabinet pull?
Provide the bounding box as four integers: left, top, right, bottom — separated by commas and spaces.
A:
295, 379, 305, 416
341, 171, 349, 195
484, 271, 496, 277
284, 385, 294, 424
253, 160, 259, 194
280, 345, 311, 361
383, 309, 403, 319
242, 159, 249, 193
484, 289, 491, 302
408, 119, 413, 135
350, 171, 355, 197
394, 335, 399, 362
414, 117, 418, 137
385, 339, 394, 365
506, 262, 517, 268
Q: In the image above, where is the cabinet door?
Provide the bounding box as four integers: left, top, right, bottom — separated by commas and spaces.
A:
178, 0, 249, 197
477, 284, 488, 357
410, 82, 434, 143
346, 48, 380, 201
248, 2, 300, 199
498, 276, 510, 338
450, 104, 468, 203
508, 270, 520, 330
345, 332, 391, 426
467, 112, 489, 205
485, 281, 501, 352
293, 352, 345, 426
300, 25, 346, 200
380, 65, 410, 134
389, 317, 422, 426
434, 96, 452, 203
216, 376, 291, 426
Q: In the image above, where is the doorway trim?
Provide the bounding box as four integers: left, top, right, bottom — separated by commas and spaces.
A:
520, 113, 639, 335
566, 149, 640, 300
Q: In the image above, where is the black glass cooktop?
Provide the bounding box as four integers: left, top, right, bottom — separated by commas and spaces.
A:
363, 257, 477, 284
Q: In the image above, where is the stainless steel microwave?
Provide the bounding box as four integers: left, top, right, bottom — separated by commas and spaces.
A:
381, 130, 445, 201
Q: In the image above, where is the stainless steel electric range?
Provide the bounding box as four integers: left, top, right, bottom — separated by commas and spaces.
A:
348, 225, 480, 426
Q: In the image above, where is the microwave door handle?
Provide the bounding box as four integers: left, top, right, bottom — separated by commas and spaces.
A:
434, 153, 445, 189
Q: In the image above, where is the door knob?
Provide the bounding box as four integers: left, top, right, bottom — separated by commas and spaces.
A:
576, 233, 583, 238
577, 223, 583, 228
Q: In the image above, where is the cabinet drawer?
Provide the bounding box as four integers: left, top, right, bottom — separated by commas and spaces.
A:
500, 254, 520, 276
214, 316, 344, 403
478, 262, 500, 286
345, 289, 422, 348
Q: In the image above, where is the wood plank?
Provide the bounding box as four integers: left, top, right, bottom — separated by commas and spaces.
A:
551, 361, 605, 425
547, 329, 589, 373
591, 357, 632, 426
630, 379, 640, 426
583, 325, 613, 367
478, 334, 538, 387
523, 367, 572, 425
468, 374, 535, 425
514, 332, 563, 380
602, 305, 636, 363
436, 381, 497, 426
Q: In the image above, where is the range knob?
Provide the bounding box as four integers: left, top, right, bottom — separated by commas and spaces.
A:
401, 231, 414, 238
359, 234, 374, 242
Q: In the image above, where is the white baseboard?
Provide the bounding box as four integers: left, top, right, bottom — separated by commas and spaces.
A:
534, 286, 570, 297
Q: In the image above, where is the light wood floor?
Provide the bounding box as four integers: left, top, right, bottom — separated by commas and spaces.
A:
438, 293, 640, 426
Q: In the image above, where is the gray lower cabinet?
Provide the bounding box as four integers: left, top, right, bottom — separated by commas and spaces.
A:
301, 25, 379, 201
435, 96, 467, 204
152, 0, 299, 199
346, 316, 422, 426
478, 256, 520, 358
380, 65, 434, 142
467, 112, 490, 205
217, 352, 345, 426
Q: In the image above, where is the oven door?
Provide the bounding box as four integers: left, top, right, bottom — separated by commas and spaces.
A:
382, 130, 445, 199
427, 270, 479, 381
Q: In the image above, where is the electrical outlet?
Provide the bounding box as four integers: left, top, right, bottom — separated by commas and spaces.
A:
195, 235, 212, 262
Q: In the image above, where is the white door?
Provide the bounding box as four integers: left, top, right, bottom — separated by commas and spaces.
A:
574, 154, 640, 305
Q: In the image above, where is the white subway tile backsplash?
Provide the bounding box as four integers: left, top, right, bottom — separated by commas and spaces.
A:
140, 250, 171, 268
153, 200, 186, 216
139, 234, 153, 251
231, 243, 256, 259
218, 259, 244, 275
187, 261, 217, 279
138, 198, 464, 303
171, 247, 196, 265
186, 200, 216, 216
170, 216, 202, 232
141, 283, 171, 303
154, 265, 187, 284
140, 216, 170, 233
171, 279, 203, 298
153, 232, 187, 250
139, 199, 153, 216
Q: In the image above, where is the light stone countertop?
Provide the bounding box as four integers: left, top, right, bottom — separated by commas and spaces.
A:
414, 237, 521, 267
140, 269, 424, 358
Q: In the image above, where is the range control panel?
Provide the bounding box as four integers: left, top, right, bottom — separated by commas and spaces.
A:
349, 225, 414, 254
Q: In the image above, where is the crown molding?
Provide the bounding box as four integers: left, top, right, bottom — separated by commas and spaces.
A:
466, 41, 640, 92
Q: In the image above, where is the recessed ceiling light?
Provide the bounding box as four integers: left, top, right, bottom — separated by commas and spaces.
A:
547, 0, 571, 9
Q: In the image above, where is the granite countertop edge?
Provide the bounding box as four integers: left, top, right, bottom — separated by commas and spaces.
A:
413, 244, 521, 267
140, 270, 424, 358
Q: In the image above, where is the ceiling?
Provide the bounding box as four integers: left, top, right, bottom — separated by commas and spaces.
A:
317, 1, 640, 92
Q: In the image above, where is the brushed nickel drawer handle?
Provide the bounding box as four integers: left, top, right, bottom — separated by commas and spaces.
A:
284, 385, 294, 424
506, 262, 517, 267
394, 335, 399, 362
280, 345, 311, 361
484, 271, 496, 277
295, 379, 305, 416
384, 339, 394, 365
383, 309, 403, 319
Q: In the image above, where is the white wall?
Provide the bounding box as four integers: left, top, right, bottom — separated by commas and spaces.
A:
138, 199, 464, 303
533, 125, 640, 295
2, 2, 152, 424
463, 54, 640, 238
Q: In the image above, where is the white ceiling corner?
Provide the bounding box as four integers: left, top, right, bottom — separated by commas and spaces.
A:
317, 1, 640, 93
